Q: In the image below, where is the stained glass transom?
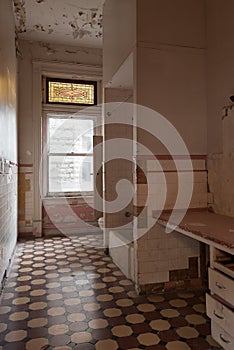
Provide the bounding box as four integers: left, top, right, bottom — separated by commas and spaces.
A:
47, 79, 96, 105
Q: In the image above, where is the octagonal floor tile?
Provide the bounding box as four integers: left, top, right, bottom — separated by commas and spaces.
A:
125, 314, 145, 324
166, 340, 191, 350
150, 319, 171, 331
176, 326, 199, 339
95, 339, 118, 350
185, 314, 206, 325
112, 325, 133, 337
137, 333, 160, 346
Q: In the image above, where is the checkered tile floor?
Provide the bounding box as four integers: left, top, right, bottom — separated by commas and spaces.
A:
0, 235, 222, 350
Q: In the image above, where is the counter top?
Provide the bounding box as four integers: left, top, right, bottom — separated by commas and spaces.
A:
153, 210, 234, 252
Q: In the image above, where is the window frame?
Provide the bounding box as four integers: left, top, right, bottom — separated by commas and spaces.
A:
43, 111, 96, 198
46, 77, 98, 106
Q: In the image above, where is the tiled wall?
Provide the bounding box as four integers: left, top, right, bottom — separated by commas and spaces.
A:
0, 164, 18, 284
135, 156, 207, 291
136, 157, 207, 213
18, 165, 33, 236
137, 224, 200, 291
0, 0, 18, 287
135, 156, 207, 228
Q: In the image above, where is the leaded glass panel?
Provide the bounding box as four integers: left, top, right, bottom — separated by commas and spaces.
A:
46, 78, 97, 105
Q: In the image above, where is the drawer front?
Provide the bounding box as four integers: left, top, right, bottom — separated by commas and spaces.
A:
206, 293, 234, 335
209, 268, 234, 306
211, 321, 234, 350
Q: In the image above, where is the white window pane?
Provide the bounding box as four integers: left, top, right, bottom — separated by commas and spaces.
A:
49, 117, 93, 153
49, 156, 93, 193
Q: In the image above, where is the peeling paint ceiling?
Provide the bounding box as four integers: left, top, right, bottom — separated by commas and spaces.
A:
13, 0, 105, 48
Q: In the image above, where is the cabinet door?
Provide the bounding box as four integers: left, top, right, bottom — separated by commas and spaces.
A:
212, 322, 234, 350
208, 268, 234, 306
206, 294, 234, 335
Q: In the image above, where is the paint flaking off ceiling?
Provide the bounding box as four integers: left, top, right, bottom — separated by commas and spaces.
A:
13, 0, 26, 33
12, 0, 105, 48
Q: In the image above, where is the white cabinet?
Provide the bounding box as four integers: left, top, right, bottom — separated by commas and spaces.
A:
207, 247, 234, 349
211, 322, 233, 350
208, 268, 234, 306
206, 293, 234, 336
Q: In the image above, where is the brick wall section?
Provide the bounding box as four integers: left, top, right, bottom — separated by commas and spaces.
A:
42, 197, 97, 236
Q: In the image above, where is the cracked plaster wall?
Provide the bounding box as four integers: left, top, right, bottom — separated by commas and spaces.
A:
12, 0, 26, 33
207, 0, 234, 217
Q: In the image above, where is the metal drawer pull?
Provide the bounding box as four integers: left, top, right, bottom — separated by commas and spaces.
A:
213, 311, 224, 320
220, 334, 231, 344
215, 282, 226, 290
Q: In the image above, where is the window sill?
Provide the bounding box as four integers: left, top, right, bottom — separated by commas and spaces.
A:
43, 194, 94, 199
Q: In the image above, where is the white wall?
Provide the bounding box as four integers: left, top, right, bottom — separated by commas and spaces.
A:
103, 0, 136, 86
0, 2, 17, 163
0, 0, 18, 285
206, 0, 234, 154
206, 0, 234, 216
104, 88, 134, 229
136, 0, 207, 155
137, 0, 206, 48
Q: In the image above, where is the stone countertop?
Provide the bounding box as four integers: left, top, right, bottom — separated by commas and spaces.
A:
153, 210, 234, 250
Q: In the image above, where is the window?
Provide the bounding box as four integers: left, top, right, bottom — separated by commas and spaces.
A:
46, 114, 94, 195
46, 78, 97, 106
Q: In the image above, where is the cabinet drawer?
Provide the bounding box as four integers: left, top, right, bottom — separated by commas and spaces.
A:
211, 321, 234, 350
208, 268, 234, 306
206, 293, 234, 335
